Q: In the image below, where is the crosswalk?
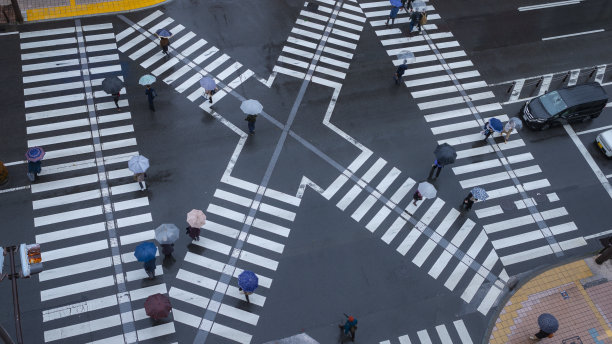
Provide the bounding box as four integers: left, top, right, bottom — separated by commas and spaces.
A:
271, 0, 366, 89
20, 22, 175, 342
379, 319, 473, 344
357, 0, 588, 270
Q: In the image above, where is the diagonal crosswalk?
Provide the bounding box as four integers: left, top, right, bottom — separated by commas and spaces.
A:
19, 22, 175, 343
379, 319, 473, 344
356, 0, 588, 271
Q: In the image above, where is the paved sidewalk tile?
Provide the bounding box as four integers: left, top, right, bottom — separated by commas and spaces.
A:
490, 258, 612, 343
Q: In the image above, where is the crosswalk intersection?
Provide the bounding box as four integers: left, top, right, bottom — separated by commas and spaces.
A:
357, 0, 588, 272
379, 319, 473, 344
20, 22, 175, 342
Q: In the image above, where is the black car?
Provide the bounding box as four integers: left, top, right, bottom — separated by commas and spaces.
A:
522, 82, 608, 130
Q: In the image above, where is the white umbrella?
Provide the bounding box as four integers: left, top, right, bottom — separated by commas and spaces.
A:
412, 0, 426, 11
418, 182, 437, 199
155, 224, 180, 244
187, 209, 206, 228
240, 99, 263, 115
128, 155, 149, 173
398, 50, 416, 64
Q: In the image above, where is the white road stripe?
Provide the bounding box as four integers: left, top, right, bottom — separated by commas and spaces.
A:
477, 285, 503, 315
246, 234, 284, 254
39, 257, 111, 282
452, 159, 501, 175
40, 275, 115, 302
337, 184, 363, 211
42, 294, 117, 322
542, 29, 604, 40
85, 33, 115, 42
128, 42, 156, 60
85, 42, 117, 53
134, 321, 175, 341
405, 70, 480, 87
24, 93, 85, 108
44, 314, 121, 342
428, 250, 452, 279
381, 217, 406, 244
204, 220, 240, 239
125, 266, 163, 282
31, 174, 98, 193
33, 189, 100, 209
519, 0, 581, 11
116, 213, 152, 228
417, 330, 433, 344
252, 218, 291, 237
454, 320, 473, 344
136, 10, 163, 27
436, 325, 453, 344
461, 273, 486, 303
412, 239, 437, 267
21, 47, 78, 60
315, 64, 346, 79
239, 250, 279, 271
23, 70, 81, 83
209, 320, 252, 344
20, 27, 75, 39
34, 205, 102, 227
397, 199, 444, 255
24, 81, 84, 96
36, 222, 105, 244
322, 45, 354, 59
192, 236, 232, 255
352, 195, 378, 222
43, 239, 108, 262
499, 245, 553, 265
365, 206, 392, 233
22, 58, 79, 72
492, 230, 544, 250
21, 37, 77, 50
118, 34, 146, 52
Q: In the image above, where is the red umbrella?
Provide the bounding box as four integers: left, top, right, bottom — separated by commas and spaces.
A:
144, 293, 172, 320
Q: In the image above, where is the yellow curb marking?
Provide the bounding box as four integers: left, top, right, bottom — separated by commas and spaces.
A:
26, 0, 164, 21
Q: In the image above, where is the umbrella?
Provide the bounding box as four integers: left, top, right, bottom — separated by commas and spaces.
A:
144, 293, 172, 320
134, 242, 157, 262
537, 313, 559, 333
489, 118, 503, 132
25, 147, 45, 162
101, 76, 123, 94
186, 209, 206, 228
434, 143, 457, 165
470, 187, 489, 201
418, 182, 437, 198
155, 224, 180, 244
398, 50, 415, 64
155, 29, 173, 38
238, 270, 259, 293
128, 155, 149, 174
412, 0, 427, 11
199, 76, 216, 91
509, 117, 523, 130
138, 74, 156, 86
390, 0, 402, 7
240, 99, 263, 115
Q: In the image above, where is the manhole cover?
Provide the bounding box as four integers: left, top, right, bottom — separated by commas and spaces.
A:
562, 336, 582, 344
499, 199, 515, 210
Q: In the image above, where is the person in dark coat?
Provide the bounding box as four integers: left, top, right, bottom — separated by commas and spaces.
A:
112, 92, 120, 111
385, 3, 403, 27
145, 85, 157, 111
428, 159, 443, 179
339, 315, 358, 342
462, 192, 477, 211
394, 61, 408, 85
186, 226, 200, 241
245, 114, 257, 135
412, 190, 423, 206
144, 258, 156, 279
482, 121, 493, 141
408, 11, 423, 36
160, 37, 169, 55
27, 160, 42, 181
160, 243, 174, 257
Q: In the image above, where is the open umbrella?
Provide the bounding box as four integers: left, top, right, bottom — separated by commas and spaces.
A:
509, 117, 523, 130
398, 50, 416, 64
240, 99, 263, 115
418, 182, 437, 198
412, 0, 427, 11
138, 74, 156, 86
128, 155, 149, 174
25, 147, 45, 162
390, 0, 402, 7
434, 143, 457, 165
155, 29, 173, 38
199, 76, 216, 91
134, 242, 157, 262
470, 187, 489, 201
101, 76, 124, 95
186, 209, 206, 228
489, 118, 503, 132
144, 293, 172, 320
155, 224, 180, 244
238, 270, 259, 293
537, 313, 559, 333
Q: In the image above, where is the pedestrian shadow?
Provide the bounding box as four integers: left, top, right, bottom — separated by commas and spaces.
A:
162, 255, 176, 268
187, 243, 205, 255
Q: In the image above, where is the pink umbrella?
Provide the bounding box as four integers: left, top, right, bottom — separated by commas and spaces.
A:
186, 209, 206, 228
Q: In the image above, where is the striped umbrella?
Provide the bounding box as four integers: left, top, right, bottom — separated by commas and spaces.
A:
25, 147, 45, 162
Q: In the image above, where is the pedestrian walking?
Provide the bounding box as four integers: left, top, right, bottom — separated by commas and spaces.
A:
134, 172, 146, 190
238, 287, 253, 303
144, 258, 156, 280
408, 10, 423, 36
385, 2, 403, 27
529, 313, 558, 342
160, 37, 169, 55
145, 85, 157, 111
245, 114, 257, 135
186, 226, 201, 241
204, 86, 219, 104
394, 61, 408, 85
481, 121, 493, 141
112, 92, 121, 111
27, 160, 42, 182
402, 0, 414, 11
412, 190, 422, 206
160, 243, 174, 257
428, 159, 443, 179
500, 121, 514, 143
461, 192, 477, 211
338, 315, 358, 342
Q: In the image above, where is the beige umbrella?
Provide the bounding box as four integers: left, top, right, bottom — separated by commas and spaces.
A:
186, 209, 206, 227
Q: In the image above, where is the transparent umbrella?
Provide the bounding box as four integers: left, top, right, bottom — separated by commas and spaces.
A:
128, 155, 149, 174
139, 74, 156, 86
418, 182, 437, 198
240, 99, 263, 114
154, 224, 180, 244
398, 50, 416, 64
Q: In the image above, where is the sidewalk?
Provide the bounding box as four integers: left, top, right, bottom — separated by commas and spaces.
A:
0, 0, 167, 22
489, 256, 612, 343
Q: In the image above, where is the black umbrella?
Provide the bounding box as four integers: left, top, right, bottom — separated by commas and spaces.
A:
101, 76, 124, 94
434, 143, 457, 165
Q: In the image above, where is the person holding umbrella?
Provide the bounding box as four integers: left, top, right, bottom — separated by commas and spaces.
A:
430, 143, 456, 179
394, 60, 408, 85
26, 147, 45, 182
462, 187, 488, 211
156, 29, 172, 55
186, 209, 206, 241
483, 118, 503, 142
155, 223, 179, 257
134, 242, 157, 280
139, 75, 157, 111
238, 270, 258, 304
144, 293, 172, 320
102, 76, 124, 111
200, 76, 218, 104
529, 313, 558, 341
128, 155, 149, 190
385, 0, 404, 27
501, 117, 522, 143
241, 99, 263, 135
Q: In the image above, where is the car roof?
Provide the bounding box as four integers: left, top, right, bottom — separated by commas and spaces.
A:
557, 82, 608, 106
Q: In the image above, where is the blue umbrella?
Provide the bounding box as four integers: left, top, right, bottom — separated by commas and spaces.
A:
470, 187, 489, 201
138, 74, 156, 86
390, 0, 402, 7
199, 76, 216, 91
134, 242, 157, 262
25, 147, 45, 162
537, 313, 559, 333
156, 29, 173, 38
489, 118, 503, 132
238, 270, 259, 293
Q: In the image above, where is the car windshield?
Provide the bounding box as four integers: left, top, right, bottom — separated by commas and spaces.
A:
539, 91, 568, 115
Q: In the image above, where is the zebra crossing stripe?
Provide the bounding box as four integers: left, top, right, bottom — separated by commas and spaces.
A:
40, 275, 115, 302
44, 314, 121, 342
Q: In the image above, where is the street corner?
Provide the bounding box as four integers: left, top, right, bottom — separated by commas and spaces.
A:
488, 257, 612, 344
21, 0, 170, 22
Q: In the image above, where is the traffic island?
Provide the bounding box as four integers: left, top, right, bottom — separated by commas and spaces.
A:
488, 257, 612, 343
